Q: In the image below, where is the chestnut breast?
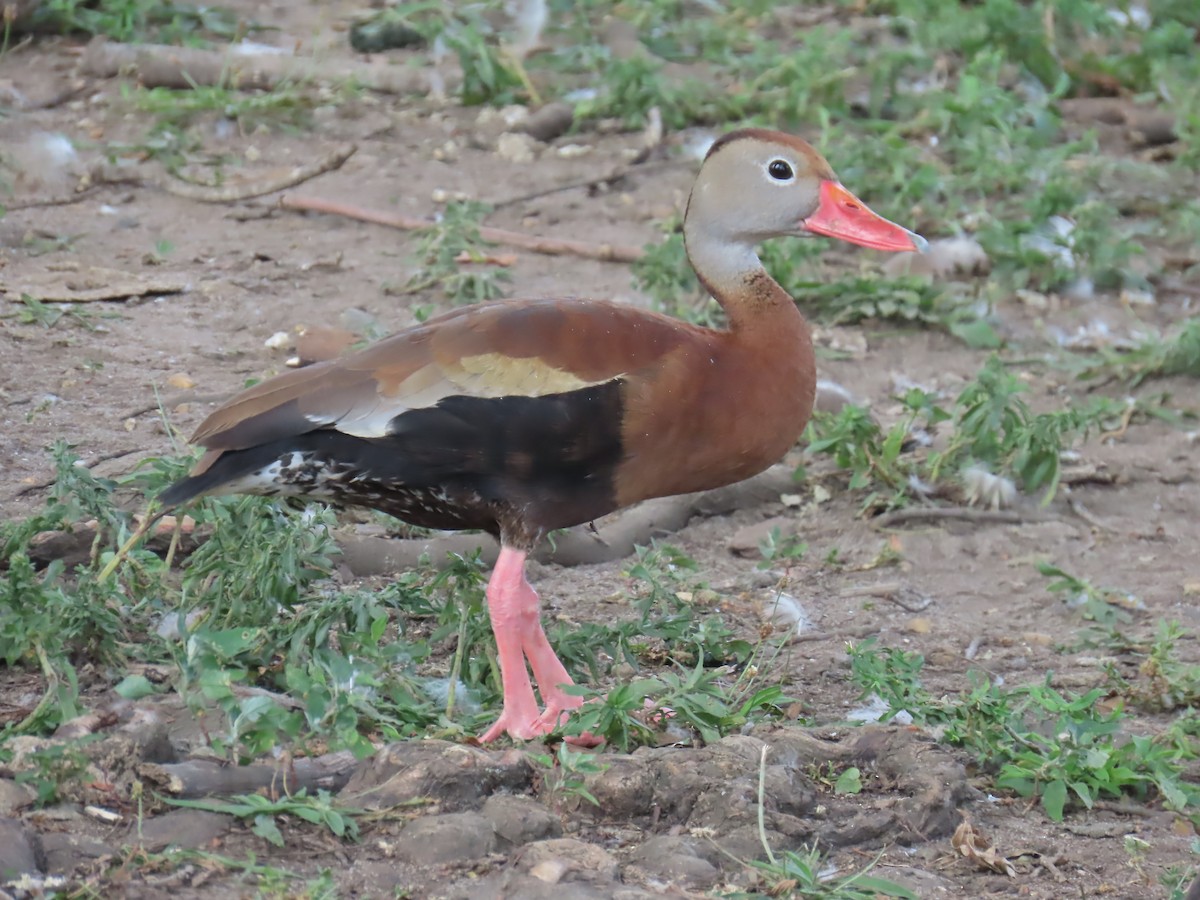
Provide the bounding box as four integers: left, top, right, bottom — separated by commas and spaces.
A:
615, 308, 816, 506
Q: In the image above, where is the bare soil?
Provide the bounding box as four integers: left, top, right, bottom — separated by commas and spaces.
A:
1, 7, 1198, 899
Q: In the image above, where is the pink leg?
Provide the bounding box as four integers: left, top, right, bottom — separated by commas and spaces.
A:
524, 613, 583, 731
479, 547, 544, 742
478, 546, 587, 743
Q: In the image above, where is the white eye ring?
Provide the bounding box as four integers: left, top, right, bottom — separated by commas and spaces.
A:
766, 159, 795, 182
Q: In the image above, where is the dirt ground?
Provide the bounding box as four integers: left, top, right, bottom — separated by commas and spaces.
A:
2, 4, 1199, 899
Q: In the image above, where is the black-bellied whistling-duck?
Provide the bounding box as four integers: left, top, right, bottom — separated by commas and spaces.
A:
157, 128, 924, 743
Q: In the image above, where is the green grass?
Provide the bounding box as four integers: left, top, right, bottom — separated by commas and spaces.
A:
21, 0, 253, 44
802, 356, 1129, 512
403, 201, 512, 305
847, 636, 1200, 824
0, 452, 781, 760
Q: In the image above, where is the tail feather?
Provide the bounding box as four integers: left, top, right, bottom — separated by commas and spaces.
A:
157, 443, 294, 508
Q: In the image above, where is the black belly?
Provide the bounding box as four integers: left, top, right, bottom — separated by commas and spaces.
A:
161, 381, 626, 544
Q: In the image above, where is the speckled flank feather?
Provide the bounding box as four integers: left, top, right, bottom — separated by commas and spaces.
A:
161, 379, 627, 547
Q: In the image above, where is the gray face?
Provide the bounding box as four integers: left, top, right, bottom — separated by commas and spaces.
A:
686, 135, 832, 248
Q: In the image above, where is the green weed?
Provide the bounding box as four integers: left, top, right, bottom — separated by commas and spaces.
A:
166, 789, 361, 846
24, 0, 251, 44
7, 739, 93, 806
1037, 561, 1139, 627
405, 201, 511, 305
128, 81, 318, 133
739, 843, 917, 900
1083, 319, 1200, 386
531, 742, 607, 810
846, 641, 1200, 822
806, 357, 1123, 511
1107, 620, 1200, 712
377, 3, 525, 105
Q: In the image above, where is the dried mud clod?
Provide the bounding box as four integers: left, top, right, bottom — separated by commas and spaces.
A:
0, 716, 974, 889
338, 725, 972, 867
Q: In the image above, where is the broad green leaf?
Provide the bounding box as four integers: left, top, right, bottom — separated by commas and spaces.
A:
834, 767, 863, 795
252, 814, 284, 847
113, 674, 156, 700
1042, 779, 1068, 822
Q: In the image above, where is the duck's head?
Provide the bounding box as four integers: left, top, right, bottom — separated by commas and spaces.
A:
686, 128, 926, 254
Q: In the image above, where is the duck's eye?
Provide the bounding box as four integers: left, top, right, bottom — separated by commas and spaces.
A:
767, 159, 793, 181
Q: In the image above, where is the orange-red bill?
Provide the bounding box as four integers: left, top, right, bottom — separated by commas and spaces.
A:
803, 180, 927, 253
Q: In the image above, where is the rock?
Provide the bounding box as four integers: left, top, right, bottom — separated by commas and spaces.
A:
394, 812, 496, 864
136, 809, 231, 851
39, 832, 116, 875
339, 860, 409, 897
715, 823, 788, 862
626, 835, 721, 888
905, 617, 932, 635
340, 741, 533, 811
582, 757, 655, 820
841, 727, 971, 840
883, 865, 965, 895
818, 809, 897, 847
481, 794, 562, 848
0, 779, 35, 815
728, 516, 796, 558
654, 735, 816, 828
0, 817, 41, 879
815, 378, 860, 414
496, 132, 538, 164
517, 102, 575, 143
516, 838, 619, 884
448, 873, 615, 900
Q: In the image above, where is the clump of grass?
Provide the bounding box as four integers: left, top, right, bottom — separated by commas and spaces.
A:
356, 3, 525, 105
1106, 620, 1200, 713
23, 0, 251, 45
847, 639, 1199, 822
1084, 319, 1200, 386
805, 356, 1124, 512
405, 201, 511, 306
128, 82, 318, 133
1037, 562, 1140, 627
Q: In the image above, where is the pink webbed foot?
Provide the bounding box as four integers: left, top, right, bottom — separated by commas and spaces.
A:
479, 546, 591, 744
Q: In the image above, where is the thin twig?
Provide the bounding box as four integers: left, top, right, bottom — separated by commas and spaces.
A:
792, 625, 879, 644
1091, 799, 1161, 818
20, 80, 90, 111
278, 194, 646, 264
491, 159, 684, 209
839, 581, 932, 612
13, 448, 142, 497
5, 145, 356, 211
4, 185, 105, 211
96, 506, 170, 584
1068, 497, 1117, 533
155, 144, 357, 203
871, 506, 1060, 529
1099, 402, 1137, 442
121, 391, 232, 420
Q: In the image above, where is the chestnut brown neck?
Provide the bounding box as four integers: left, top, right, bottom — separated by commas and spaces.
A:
683, 221, 809, 338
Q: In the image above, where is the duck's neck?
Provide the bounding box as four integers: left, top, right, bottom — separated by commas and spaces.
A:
684, 227, 805, 336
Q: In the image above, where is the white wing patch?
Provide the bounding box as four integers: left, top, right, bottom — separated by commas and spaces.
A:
333, 355, 623, 439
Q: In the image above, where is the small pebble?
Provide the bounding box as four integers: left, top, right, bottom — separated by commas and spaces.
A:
264, 331, 292, 351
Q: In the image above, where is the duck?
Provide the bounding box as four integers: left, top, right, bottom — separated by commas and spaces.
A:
155, 127, 925, 743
